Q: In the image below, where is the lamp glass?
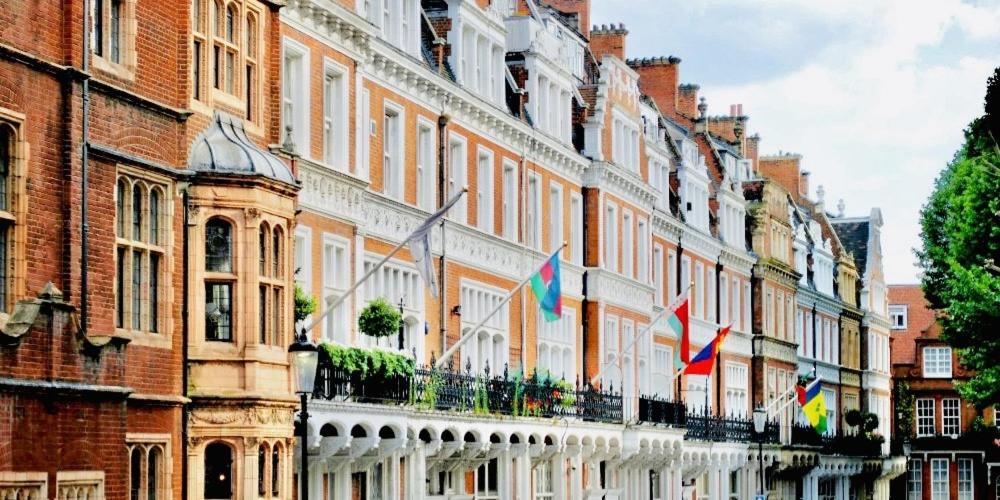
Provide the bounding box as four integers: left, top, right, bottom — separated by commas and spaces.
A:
753, 408, 767, 434
289, 344, 319, 394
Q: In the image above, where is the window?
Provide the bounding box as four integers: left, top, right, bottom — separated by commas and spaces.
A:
549, 183, 563, 253
818, 478, 835, 500
322, 63, 348, 170
116, 175, 168, 334
943, 398, 961, 437
477, 149, 495, 233
653, 246, 664, 305
570, 193, 583, 265
205, 218, 234, 342
271, 443, 282, 497
537, 309, 576, 382
281, 39, 309, 155
192, 0, 205, 100
907, 459, 922, 500
502, 161, 518, 240
622, 211, 633, 278
651, 345, 673, 397
958, 458, 973, 500
209, 2, 240, 95
890, 305, 907, 330
322, 235, 349, 344
460, 282, 508, 373
91, 0, 135, 70
732, 276, 740, 331
258, 224, 286, 347
534, 460, 554, 500
416, 122, 435, 211
924, 347, 953, 378
931, 458, 948, 500
917, 398, 935, 437
725, 362, 748, 416
361, 258, 424, 353
707, 268, 716, 323
638, 219, 649, 283
382, 106, 402, 199
823, 389, 837, 436
257, 444, 267, 496
127, 442, 166, 500
604, 315, 620, 389
204, 442, 233, 499
668, 251, 677, 301
244, 13, 258, 120
695, 262, 704, 318
526, 173, 541, 248
611, 116, 640, 172
293, 227, 311, 329
448, 135, 468, 224
605, 204, 618, 271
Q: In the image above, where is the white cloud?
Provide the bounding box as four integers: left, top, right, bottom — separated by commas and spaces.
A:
596, 0, 999, 282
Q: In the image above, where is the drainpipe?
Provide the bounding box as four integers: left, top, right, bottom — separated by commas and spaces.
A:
80, 0, 92, 334
715, 259, 723, 412
437, 114, 449, 358
811, 304, 818, 373
675, 241, 684, 403
181, 188, 191, 500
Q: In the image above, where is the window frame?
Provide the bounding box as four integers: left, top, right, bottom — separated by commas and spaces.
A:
923, 347, 953, 378
916, 398, 935, 437
889, 304, 908, 330
322, 59, 350, 171
126, 434, 171, 500
942, 398, 961, 437
91, 0, 137, 77
381, 101, 405, 200
0, 117, 25, 316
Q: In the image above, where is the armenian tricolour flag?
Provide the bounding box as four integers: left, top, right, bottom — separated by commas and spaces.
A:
530, 250, 562, 321
681, 325, 731, 376
797, 378, 828, 434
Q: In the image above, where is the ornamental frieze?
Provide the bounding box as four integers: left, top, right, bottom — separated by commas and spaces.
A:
190, 406, 294, 427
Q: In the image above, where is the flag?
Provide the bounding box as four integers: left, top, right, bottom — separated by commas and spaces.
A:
797, 378, 828, 434
666, 291, 690, 372
529, 250, 562, 321
409, 190, 465, 298
682, 325, 731, 376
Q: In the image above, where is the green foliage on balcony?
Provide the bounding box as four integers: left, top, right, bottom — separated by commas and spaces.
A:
319, 342, 415, 380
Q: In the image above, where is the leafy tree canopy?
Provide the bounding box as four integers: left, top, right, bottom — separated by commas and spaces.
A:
918, 67, 1000, 408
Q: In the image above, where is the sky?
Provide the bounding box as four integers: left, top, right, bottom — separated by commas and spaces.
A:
590, 0, 1000, 284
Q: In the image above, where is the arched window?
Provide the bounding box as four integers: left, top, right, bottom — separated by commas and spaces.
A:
205, 218, 234, 342
132, 183, 143, 241
130, 447, 142, 500
116, 179, 127, 238
244, 12, 258, 121
259, 224, 286, 346
257, 443, 268, 496
258, 224, 268, 276
116, 176, 168, 334
204, 442, 233, 499
147, 446, 161, 500
149, 188, 160, 245
271, 443, 281, 496
225, 5, 236, 43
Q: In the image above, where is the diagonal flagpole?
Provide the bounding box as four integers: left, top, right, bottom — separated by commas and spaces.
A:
434, 242, 566, 370
300, 188, 468, 337
587, 287, 690, 388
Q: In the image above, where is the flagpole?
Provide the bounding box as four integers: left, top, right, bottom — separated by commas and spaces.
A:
301, 188, 468, 337
434, 242, 567, 370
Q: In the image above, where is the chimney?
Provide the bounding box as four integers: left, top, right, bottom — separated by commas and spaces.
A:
629, 56, 682, 121
542, 0, 591, 38
746, 134, 761, 172
799, 171, 810, 199
757, 152, 804, 200
590, 23, 628, 61
678, 84, 700, 119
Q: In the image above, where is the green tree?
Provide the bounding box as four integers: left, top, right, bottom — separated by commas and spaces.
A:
918, 67, 1000, 408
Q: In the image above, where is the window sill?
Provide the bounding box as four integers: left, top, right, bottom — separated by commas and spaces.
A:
92, 55, 136, 82
114, 328, 172, 349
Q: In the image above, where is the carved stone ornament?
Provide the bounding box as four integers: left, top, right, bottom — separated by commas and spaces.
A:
190, 406, 294, 426
244, 207, 262, 222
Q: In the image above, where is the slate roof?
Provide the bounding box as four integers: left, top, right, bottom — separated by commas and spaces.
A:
832, 219, 870, 277
188, 112, 297, 186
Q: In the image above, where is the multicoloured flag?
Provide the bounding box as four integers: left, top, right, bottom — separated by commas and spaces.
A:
666, 291, 690, 371
681, 325, 731, 376
530, 250, 562, 321
797, 378, 828, 434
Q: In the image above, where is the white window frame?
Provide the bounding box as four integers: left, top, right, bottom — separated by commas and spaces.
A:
502, 160, 518, 240
605, 203, 618, 272
381, 101, 404, 200
526, 173, 542, 249
281, 38, 310, 158
448, 133, 469, 224
958, 458, 973, 500
293, 226, 312, 330
694, 262, 705, 318
908, 459, 922, 500
476, 147, 495, 233
537, 309, 576, 382
668, 250, 677, 301
917, 398, 935, 437
321, 59, 349, 171
924, 347, 953, 378
943, 398, 961, 437
724, 362, 748, 416
416, 119, 436, 211
931, 458, 949, 500
570, 193, 583, 265
638, 219, 649, 284
653, 245, 664, 306
889, 305, 908, 330
321, 233, 351, 344
549, 182, 563, 253
622, 210, 634, 278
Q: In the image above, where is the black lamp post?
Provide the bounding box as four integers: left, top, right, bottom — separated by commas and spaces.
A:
289, 328, 319, 500
753, 405, 767, 498
397, 297, 406, 351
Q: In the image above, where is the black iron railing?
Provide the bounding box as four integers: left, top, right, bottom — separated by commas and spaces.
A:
789, 424, 884, 457
684, 410, 755, 443
312, 352, 624, 424
637, 395, 686, 427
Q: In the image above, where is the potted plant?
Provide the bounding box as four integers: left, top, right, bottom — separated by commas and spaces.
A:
358, 297, 402, 338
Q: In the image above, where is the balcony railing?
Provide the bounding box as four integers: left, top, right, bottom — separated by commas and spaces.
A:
637, 395, 686, 427
684, 410, 757, 443
312, 353, 624, 424
791, 424, 884, 457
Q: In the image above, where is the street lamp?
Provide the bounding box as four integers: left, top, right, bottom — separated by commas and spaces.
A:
289, 328, 319, 500
753, 406, 767, 499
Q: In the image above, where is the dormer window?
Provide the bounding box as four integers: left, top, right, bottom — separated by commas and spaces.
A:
612, 115, 640, 173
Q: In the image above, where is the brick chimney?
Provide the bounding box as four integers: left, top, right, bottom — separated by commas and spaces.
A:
629, 56, 682, 120
590, 23, 628, 61
758, 152, 805, 201
745, 134, 761, 172
678, 84, 700, 119
541, 0, 591, 38
706, 104, 747, 145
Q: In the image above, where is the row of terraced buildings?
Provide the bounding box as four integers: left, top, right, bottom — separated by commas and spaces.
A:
0, 0, 907, 498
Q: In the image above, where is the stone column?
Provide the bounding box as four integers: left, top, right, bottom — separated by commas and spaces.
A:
243, 438, 258, 500
387, 453, 401, 500
188, 438, 204, 500
553, 456, 567, 500
308, 457, 323, 500
568, 452, 583, 500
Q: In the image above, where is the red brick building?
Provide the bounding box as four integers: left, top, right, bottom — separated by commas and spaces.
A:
889, 284, 1000, 499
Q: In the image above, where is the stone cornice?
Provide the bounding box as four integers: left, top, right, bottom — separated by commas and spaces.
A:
755, 259, 801, 288
719, 247, 755, 274
678, 227, 721, 262
583, 161, 659, 210
761, 337, 799, 366
650, 209, 683, 244
585, 268, 654, 313
796, 286, 844, 316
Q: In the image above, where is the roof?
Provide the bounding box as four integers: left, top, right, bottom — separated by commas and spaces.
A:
188, 112, 296, 186
888, 284, 940, 366
831, 219, 870, 277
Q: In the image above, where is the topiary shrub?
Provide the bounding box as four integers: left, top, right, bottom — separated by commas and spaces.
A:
294, 284, 317, 324
358, 297, 402, 338
845, 409, 863, 428
863, 412, 880, 433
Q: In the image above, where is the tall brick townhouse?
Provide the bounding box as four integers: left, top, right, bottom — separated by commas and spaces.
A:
0, 0, 908, 499
0, 0, 301, 498
888, 284, 1000, 499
